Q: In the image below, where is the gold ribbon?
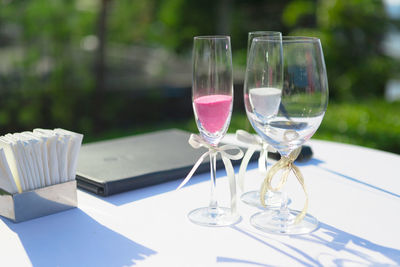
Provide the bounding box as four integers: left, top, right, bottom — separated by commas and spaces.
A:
236, 130, 277, 192
177, 134, 244, 213
259, 147, 308, 224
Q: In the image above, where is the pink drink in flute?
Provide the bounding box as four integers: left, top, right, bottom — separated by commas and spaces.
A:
188, 35, 240, 227
194, 94, 232, 133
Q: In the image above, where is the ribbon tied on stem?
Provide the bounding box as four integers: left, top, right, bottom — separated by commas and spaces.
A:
259, 147, 308, 224
177, 134, 244, 213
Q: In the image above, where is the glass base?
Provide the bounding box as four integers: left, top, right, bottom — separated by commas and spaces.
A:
241, 190, 290, 209
250, 209, 319, 235
188, 207, 241, 227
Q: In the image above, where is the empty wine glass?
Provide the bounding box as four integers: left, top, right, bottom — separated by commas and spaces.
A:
241, 31, 287, 209
190, 36, 240, 226
245, 36, 328, 234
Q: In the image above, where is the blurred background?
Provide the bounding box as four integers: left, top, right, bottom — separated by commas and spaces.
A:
0, 0, 399, 153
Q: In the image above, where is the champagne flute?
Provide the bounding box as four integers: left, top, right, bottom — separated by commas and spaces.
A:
245, 36, 329, 235
241, 31, 287, 209
247, 31, 281, 54
190, 36, 240, 227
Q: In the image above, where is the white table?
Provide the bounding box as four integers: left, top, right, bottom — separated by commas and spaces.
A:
0, 137, 399, 266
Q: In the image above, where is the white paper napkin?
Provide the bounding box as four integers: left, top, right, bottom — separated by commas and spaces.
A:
8, 134, 36, 191
0, 148, 19, 194
0, 128, 83, 193
55, 132, 70, 183
33, 129, 60, 185
15, 133, 41, 189
0, 136, 25, 192
24, 132, 51, 186
54, 128, 83, 181
21, 132, 46, 188
29, 132, 51, 186
2, 136, 28, 191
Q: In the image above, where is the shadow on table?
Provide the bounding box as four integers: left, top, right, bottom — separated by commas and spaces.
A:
217, 256, 276, 267
297, 158, 400, 199
221, 222, 400, 266
1, 208, 156, 267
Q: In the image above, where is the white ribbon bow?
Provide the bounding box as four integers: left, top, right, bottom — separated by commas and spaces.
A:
236, 130, 276, 192
177, 134, 244, 213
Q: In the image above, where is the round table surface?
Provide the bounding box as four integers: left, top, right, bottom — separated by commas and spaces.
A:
0, 136, 399, 266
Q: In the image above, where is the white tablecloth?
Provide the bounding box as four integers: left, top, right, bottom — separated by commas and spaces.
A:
0, 137, 399, 266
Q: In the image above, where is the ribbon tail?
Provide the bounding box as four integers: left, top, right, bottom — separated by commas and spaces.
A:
291, 164, 308, 224
258, 148, 267, 174
264, 149, 269, 169
221, 155, 237, 214
260, 174, 269, 208
176, 151, 210, 191
270, 166, 290, 192
238, 146, 256, 192
260, 159, 289, 207
260, 148, 309, 224
265, 160, 288, 191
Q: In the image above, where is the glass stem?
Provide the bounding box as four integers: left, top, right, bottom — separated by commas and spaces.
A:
278, 191, 291, 229
208, 151, 218, 215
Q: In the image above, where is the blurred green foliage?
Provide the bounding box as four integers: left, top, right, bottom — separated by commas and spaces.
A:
285, 0, 398, 100
107, 0, 399, 100
314, 99, 400, 153
0, 0, 399, 153
0, 0, 96, 133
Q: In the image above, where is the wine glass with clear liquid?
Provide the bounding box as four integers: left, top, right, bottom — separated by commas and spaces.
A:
190, 36, 240, 227
241, 31, 287, 209
245, 36, 328, 235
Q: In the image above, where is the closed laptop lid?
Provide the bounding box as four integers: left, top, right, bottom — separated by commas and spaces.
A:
76, 129, 216, 196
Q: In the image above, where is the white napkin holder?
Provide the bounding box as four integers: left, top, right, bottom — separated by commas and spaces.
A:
0, 180, 77, 223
